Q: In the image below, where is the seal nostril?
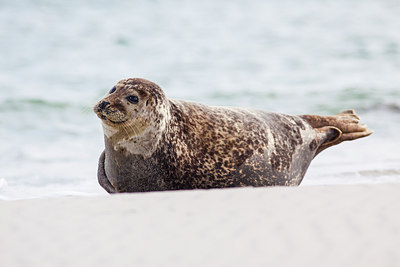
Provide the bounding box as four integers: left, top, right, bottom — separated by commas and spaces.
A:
99, 101, 110, 109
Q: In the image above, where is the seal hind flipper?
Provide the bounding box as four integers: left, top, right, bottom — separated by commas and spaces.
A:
301, 110, 373, 155
97, 151, 117, 193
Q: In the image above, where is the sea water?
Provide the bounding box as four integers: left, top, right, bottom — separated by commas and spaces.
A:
0, 0, 399, 199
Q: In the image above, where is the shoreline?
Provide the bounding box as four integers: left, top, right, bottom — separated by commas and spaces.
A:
1, 183, 399, 267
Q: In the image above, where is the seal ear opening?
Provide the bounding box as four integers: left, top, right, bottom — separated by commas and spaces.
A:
146, 100, 149, 106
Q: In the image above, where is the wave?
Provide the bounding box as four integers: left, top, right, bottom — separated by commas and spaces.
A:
0, 98, 93, 114
345, 169, 400, 177
202, 87, 400, 114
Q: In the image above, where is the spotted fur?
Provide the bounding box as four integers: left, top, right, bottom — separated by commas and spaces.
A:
94, 78, 372, 193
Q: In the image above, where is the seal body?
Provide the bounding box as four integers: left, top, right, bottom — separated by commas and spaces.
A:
95, 78, 372, 193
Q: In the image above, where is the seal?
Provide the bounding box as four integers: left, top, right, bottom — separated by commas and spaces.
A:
94, 78, 373, 193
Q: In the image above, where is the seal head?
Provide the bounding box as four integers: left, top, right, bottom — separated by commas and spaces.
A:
94, 78, 170, 158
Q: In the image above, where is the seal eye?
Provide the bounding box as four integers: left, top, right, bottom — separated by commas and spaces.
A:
109, 87, 116, 94
126, 95, 139, 104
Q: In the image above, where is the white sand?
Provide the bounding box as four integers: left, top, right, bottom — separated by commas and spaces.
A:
1, 184, 400, 267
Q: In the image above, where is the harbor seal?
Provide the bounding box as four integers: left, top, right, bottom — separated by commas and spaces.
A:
94, 78, 372, 193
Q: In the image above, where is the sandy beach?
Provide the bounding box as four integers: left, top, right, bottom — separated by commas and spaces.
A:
1, 183, 399, 267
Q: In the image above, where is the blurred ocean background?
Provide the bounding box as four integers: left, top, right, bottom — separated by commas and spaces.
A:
0, 0, 399, 199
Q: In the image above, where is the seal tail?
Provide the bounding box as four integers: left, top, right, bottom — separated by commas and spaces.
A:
301, 110, 373, 155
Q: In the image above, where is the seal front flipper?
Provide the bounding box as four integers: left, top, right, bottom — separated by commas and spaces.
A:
97, 150, 117, 193
301, 109, 373, 156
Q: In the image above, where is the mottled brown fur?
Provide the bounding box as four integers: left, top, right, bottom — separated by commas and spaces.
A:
94, 78, 372, 193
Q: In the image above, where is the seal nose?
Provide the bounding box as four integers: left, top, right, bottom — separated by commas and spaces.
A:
98, 101, 110, 110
